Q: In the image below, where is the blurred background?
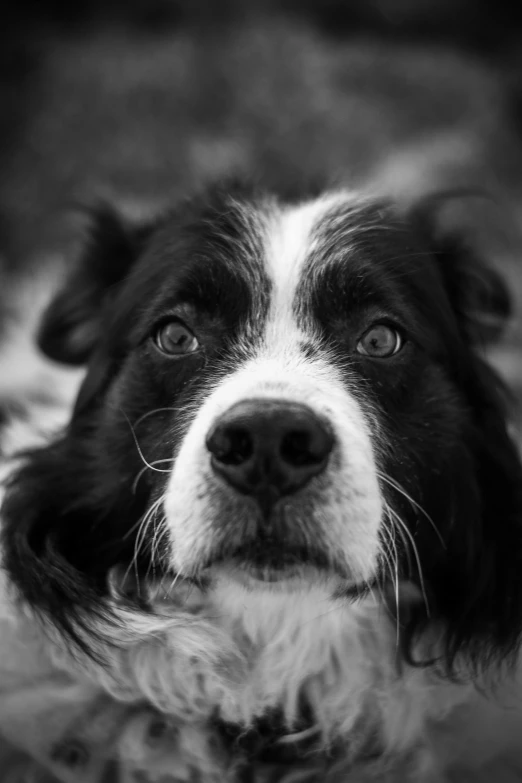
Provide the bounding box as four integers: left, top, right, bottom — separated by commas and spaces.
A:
1, 0, 522, 426
3, 0, 522, 49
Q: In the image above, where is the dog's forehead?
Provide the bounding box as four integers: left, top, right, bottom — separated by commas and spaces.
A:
130, 189, 432, 332
254, 192, 435, 329
262, 192, 392, 297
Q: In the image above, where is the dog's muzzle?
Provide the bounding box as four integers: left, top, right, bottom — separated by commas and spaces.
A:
205, 398, 334, 516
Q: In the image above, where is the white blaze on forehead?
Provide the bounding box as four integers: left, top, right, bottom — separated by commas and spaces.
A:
262, 191, 360, 334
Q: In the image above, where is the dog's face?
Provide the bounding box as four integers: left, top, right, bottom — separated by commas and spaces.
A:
3, 183, 522, 672
156, 194, 389, 591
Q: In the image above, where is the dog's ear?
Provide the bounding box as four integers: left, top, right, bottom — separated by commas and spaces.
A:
404, 191, 522, 671
437, 357, 522, 672
433, 239, 510, 346
38, 205, 155, 365
408, 190, 514, 346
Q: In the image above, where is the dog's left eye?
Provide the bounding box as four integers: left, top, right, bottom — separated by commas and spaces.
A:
153, 320, 199, 356
356, 324, 403, 358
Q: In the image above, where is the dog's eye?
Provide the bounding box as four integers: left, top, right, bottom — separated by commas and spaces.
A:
154, 320, 199, 356
356, 324, 403, 358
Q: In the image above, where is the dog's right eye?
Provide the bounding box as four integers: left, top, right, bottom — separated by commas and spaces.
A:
153, 320, 199, 356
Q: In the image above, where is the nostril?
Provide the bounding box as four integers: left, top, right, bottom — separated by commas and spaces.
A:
222, 428, 253, 465
280, 427, 333, 467
281, 431, 315, 466
207, 426, 253, 466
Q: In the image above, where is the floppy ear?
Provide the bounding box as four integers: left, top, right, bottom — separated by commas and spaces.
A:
38, 204, 155, 365
409, 190, 513, 346
406, 192, 522, 671
2, 207, 159, 646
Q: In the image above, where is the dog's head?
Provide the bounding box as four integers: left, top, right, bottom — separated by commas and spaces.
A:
3, 182, 522, 673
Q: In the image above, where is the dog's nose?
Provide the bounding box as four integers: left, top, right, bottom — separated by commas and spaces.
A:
206, 399, 333, 503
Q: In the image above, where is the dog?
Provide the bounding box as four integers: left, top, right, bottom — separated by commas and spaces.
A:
1, 176, 522, 781
2, 17, 522, 783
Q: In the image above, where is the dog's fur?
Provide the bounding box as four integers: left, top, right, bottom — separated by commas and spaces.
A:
2, 180, 522, 782
2, 19, 522, 783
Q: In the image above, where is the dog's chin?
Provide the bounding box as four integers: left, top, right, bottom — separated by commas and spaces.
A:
208, 560, 332, 592
109, 539, 365, 607
200, 543, 355, 595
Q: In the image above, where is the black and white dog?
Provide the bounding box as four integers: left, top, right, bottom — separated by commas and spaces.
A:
1, 178, 522, 781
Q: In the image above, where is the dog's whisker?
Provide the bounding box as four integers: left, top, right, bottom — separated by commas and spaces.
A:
387, 508, 413, 576
133, 407, 184, 429
121, 409, 172, 474
138, 497, 164, 552
132, 465, 150, 495
392, 537, 401, 648
120, 495, 165, 592
121, 513, 152, 542
132, 458, 175, 495
377, 539, 393, 591
385, 521, 401, 646
378, 472, 446, 550
379, 521, 396, 572
387, 506, 430, 618
150, 523, 164, 565
379, 513, 401, 646
150, 517, 169, 569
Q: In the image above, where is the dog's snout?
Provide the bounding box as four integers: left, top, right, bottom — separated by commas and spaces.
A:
206, 399, 333, 502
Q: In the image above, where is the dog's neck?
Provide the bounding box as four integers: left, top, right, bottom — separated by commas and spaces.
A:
117, 576, 464, 753
206, 581, 388, 733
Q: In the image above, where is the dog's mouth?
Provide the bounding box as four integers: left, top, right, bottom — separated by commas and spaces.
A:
109, 530, 350, 601
204, 541, 343, 586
